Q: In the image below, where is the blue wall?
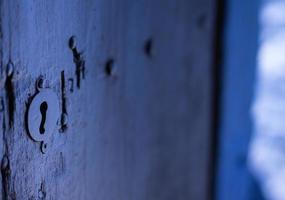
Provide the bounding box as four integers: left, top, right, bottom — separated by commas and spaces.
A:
215, 0, 264, 199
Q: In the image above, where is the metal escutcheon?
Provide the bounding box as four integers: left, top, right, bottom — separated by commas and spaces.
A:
27, 89, 59, 143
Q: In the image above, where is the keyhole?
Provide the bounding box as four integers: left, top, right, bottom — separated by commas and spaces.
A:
39, 101, 48, 134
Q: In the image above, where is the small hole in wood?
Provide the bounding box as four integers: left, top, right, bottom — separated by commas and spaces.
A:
144, 38, 153, 58
104, 59, 114, 76
196, 14, 207, 29
68, 36, 76, 50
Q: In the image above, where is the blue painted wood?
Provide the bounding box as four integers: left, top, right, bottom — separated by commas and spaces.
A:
215, 0, 264, 199
0, 0, 217, 199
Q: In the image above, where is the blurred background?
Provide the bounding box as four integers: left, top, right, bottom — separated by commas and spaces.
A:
216, 0, 285, 199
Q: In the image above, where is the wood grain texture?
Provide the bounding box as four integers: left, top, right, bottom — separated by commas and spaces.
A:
0, 0, 217, 199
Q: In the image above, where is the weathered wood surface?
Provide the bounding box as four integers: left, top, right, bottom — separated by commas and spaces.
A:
0, 0, 217, 199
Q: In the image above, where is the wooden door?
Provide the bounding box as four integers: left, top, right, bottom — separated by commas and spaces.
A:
0, 0, 217, 199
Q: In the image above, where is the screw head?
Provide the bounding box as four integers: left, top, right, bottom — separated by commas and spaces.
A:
40, 142, 47, 154
0, 97, 4, 112
61, 113, 68, 126
1, 155, 9, 170
36, 76, 47, 90
6, 62, 14, 77
38, 190, 45, 199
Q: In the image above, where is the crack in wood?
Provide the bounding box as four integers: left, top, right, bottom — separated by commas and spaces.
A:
60, 71, 68, 132
1, 155, 11, 200
5, 62, 15, 129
